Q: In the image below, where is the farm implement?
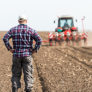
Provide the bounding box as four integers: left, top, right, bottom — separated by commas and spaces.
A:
48, 16, 88, 46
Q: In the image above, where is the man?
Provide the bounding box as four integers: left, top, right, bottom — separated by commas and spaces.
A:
3, 15, 42, 92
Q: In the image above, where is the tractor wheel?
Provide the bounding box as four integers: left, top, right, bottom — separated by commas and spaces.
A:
66, 38, 70, 46
77, 37, 81, 47
61, 38, 64, 46
58, 40, 61, 45
78, 40, 82, 47
84, 38, 87, 46
55, 38, 59, 46
72, 37, 76, 46
49, 39, 53, 46
72, 41, 76, 46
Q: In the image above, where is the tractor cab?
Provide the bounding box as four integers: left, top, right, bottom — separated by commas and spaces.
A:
55, 16, 76, 32
58, 16, 74, 29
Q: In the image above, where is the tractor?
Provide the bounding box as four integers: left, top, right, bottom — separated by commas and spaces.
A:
48, 16, 78, 46
48, 16, 88, 46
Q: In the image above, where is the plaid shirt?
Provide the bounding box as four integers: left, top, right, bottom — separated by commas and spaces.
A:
3, 24, 42, 57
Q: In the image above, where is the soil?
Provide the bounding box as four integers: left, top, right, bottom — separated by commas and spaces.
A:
0, 31, 92, 92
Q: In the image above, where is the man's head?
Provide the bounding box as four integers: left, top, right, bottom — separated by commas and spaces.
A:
18, 15, 27, 24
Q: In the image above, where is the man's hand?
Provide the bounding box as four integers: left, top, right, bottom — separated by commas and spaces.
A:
9, 49, 15, 53
32, 49, 37, 54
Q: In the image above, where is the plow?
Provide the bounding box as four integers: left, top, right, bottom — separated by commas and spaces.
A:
34, 16, 88, 46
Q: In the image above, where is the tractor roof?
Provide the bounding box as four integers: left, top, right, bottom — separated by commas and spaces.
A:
59, 15, 73, 19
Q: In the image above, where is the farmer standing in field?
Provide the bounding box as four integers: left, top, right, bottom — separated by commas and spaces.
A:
3, 15, 42, 92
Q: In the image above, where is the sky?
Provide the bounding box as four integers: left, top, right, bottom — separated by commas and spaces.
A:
0, 0, 92, 32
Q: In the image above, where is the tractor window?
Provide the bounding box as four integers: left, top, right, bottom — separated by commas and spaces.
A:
59, 19, 66, 27
67, 19, 73, 27
59, 18, 73, 28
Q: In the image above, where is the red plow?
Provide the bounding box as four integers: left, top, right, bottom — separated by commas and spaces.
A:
41, 16, 88, 46
33, 16, 88, 46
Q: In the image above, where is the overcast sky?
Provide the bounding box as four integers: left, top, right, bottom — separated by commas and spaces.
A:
0, 0, 92, 31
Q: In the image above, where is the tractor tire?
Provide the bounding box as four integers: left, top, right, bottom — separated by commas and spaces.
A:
84, 38, 87, 46
49, 39, 53, 46
66, 38, 70, 46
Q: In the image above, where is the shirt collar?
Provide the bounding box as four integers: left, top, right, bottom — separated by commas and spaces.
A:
19, 24, 27, 26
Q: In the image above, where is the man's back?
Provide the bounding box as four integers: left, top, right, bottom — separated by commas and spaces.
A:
3, 24, 42, 57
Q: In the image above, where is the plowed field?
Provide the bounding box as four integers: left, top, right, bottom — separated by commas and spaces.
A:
0, 31, 92, 92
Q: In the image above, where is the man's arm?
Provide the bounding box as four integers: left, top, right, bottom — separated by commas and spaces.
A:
32, 30, 42, 52
3, 30, 13, 51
